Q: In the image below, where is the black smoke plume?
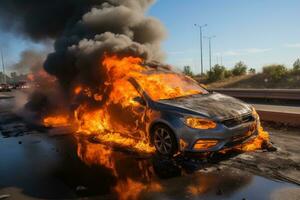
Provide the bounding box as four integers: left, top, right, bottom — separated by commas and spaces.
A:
1, 0, 167, 115
44, 0, 166, 92
0, 0, 99, 41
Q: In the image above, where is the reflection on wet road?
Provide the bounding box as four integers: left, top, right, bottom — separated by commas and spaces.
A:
0, 132, 296, 200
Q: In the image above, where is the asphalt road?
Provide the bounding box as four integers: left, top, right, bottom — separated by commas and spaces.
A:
0, 91, 300, 200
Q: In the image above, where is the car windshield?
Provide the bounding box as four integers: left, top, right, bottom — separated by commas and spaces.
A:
135, 72, 208, 101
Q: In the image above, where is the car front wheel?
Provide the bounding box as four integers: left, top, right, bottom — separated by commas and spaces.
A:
152, 124, 177, 156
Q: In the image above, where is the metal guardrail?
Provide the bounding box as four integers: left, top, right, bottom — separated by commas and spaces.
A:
212, 89, 300, 126
212, 89, 300, 100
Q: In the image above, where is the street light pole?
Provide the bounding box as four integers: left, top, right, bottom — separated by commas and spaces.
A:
194, 24, 207, 75
204, 35, 216, 72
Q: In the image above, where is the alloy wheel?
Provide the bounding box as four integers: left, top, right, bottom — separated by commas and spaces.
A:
153, 127, 173, 155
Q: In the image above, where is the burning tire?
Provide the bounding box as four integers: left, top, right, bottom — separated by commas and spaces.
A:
152, 124, 178, 156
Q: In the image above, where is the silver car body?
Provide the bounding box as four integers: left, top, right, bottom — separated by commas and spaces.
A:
129, 78, 258, 153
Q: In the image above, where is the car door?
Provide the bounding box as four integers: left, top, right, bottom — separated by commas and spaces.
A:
107, 79, 148, 139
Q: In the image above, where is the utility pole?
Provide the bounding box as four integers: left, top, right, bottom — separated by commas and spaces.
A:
194, 24, 207, 75
205, 35, 216, 72
1, 50, 5, 84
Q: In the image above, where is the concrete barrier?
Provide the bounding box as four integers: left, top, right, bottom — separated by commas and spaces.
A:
256, 110, 300, 127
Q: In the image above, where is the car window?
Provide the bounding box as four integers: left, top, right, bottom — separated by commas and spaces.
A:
135, 73, 208, 100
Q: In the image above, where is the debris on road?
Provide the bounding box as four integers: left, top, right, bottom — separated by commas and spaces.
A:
261, 141, 277, 152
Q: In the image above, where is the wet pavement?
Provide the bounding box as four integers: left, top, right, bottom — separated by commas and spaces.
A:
0, 91, 300, 200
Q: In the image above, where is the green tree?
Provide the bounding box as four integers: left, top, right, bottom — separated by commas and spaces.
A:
293, 58, 300, 72
248, 68, 256, 74
224, 69, 233, 78
262, 64, 287, 81
207, 64, 226, 82
232, 61, 248, 76
183, 66, 194, 77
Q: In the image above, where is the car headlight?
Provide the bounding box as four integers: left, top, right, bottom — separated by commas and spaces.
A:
184, 117, 217, 129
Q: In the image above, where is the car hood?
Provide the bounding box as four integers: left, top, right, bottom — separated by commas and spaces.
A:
158, 92, 252, 121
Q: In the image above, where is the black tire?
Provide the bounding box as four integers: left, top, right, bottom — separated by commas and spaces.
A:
151, 124, 178, 156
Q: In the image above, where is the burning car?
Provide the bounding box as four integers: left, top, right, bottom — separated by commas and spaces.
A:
126, 76, 259, 156
44, 56, 268, 156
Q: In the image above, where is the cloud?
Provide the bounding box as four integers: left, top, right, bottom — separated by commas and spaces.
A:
222, 48, 272, 56
284, 43, 300, 48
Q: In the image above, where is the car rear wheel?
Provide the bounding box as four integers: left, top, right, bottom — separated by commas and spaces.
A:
152, 124, 177, 156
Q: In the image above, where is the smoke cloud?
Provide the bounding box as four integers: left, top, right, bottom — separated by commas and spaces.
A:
11, 50, 48, 74
0, 0, 99, 41
44, 0, 167, 92
1, 0, 167, 115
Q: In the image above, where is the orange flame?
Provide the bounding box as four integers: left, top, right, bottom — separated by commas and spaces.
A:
43, 55, 269, 154
241, 123, 269, 151
43, 115, 69, 127
67, 55, 206, 153
74, 86, 82, 95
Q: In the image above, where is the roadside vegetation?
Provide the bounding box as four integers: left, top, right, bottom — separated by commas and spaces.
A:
183, 58, 300, 89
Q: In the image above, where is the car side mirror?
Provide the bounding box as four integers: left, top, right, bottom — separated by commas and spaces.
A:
133, 96, 146, 106
199, 83, 208, 90
199, 83, 211, 93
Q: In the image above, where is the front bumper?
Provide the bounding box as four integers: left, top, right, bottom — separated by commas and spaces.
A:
177, 121, 258, 153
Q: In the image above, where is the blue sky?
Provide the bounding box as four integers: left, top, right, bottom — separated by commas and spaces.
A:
0, 31, 45, 72
149, 0, 300, 73
1, 0, 300, 74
